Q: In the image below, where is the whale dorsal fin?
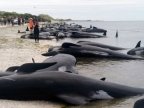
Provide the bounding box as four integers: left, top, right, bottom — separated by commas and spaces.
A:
135, 41, 141, 48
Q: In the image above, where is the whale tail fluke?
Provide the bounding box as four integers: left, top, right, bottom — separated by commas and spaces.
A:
135, 41, 141, 48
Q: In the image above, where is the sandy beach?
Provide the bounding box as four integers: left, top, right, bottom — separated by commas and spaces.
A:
0, 25, 59, 71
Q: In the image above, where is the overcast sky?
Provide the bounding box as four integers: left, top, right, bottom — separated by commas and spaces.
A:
0, 0, 144, 21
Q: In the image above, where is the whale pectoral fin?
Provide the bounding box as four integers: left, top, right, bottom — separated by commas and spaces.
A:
17, 62, 57, 73
57, 94, 88, 105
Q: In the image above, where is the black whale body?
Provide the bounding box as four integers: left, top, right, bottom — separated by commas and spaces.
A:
0, 72, 14, 77
6, 54, 78, 74
21, 32, 54, 40
83, 26, 107, 33
83, 27, 107, 35
77, 41, 126, 50
134, 98, 144, 108
42, 42, 144, 60
0, 71, 144, 105
70, 31, 106, 38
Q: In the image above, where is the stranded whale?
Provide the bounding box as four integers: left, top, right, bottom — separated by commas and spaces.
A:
0, 71, 143, 105
42, 42, 144, 60
6, 54, 78, 74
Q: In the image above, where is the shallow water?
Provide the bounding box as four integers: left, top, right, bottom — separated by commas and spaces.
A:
0, 21, 144, 108
63, 21, 144, 108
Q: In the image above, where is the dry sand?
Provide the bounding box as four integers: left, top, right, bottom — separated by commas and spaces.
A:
0, 25, 59, 71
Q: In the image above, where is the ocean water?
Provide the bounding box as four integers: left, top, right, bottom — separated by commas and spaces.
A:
0, 21, 144, 108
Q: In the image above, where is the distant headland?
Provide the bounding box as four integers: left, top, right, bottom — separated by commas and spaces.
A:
0, 11, 105, 23
0, 11, 54, 22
